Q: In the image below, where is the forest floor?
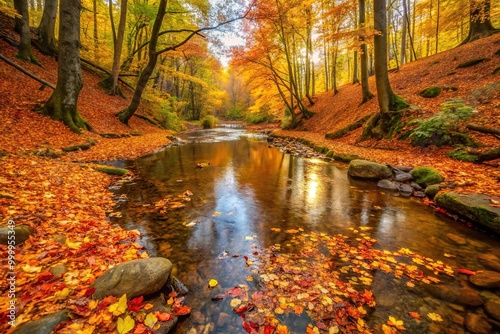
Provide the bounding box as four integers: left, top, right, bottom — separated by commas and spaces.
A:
276, 33, 500, 199
0, 15, 500, 333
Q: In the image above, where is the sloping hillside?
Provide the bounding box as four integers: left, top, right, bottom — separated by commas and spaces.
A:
276, 33, 500, 198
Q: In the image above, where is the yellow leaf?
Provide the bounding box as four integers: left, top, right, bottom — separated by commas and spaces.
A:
427, 312, 443, 322
212, 211, 221, 217
65, 238, 81, 250
144, 313, 158, 329
109, 294, 127, 316
246, 276, 253, 282
117, 315, 135, 334
54, 288, 71, 299
22, 264, 42, 273
88, 300, 99, 310
208, 279, 218, 288
230, 298, 242, 308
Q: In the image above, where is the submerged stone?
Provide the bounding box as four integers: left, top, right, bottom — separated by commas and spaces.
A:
469, 270, 500, 289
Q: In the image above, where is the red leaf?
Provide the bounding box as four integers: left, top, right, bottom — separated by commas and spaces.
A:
234, 302, 254, 314
172, 305, 191, 316
154, 311, 173, 321
128, 295, 144, 312
263, 324, 275, 334
242, 321, 259, 334
457, 268, 476, 275
83, 287, 96, 297
37, 271, 54, 283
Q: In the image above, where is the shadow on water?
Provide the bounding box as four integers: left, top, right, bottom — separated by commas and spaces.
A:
111, 128, 500, 333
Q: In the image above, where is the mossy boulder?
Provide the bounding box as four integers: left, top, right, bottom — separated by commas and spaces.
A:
0, 225, 34, 245
420, 86, 442, 98
348, 160, 392, 179
424, 184, 441, 199
435, 192, 500, 234
333, 153, 361, 163
12, 309, 71, 334
410, 167, 444, 187
95, 165, 129, 176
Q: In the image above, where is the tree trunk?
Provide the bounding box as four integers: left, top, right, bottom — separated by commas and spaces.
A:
37, 0, 57, 56
117, 0, 167, 124
93, 0, 99, 60
400, 0, 408, 65
373, 0, 397, 114
43, 0, 90, 133
460, 0, 499, 44
359, 0, 374, 104
109, 0, 128, 95
14, 0, 37, 63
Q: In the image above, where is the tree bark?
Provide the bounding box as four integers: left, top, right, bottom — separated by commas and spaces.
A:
14, 0, 37, 63
43, 0, 90, 133
400, 0, 408, 65
108, 0, 128, 95
37, 0, 57, 56
117, 0, 167, 124
461, 0, 499, 44
359, 0, 374, 104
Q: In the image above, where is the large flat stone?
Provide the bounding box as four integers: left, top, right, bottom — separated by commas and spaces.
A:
91, 257, 172, 300
348, 160, 392, 179
435, 192, 500, 234
12, 309, 70, 334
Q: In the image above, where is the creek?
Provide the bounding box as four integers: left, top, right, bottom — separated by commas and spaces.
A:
110, 127, 500, 334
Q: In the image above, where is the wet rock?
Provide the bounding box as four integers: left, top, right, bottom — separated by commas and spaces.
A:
446, 233, 467, 246
411, 182, 423, 191
12, 309, 71, 334
470, 270, 500, 289
485, 299, 500, 321
91, 257, 172, 300
424, 184, 441, 199
377, 179, 400, 190
394, 171, 413, 182
0, 225, 34, 246
49, 264, 68, 278
434, 192, 500, 235
145, 294, 178, 334
348, 160, 392, 179
216, 312, 231, 327
465, 313, 493, 334
399, 183, 413, 195
424, 284, 484, 306
478, 254, 500, 272
332, 153, 361, 163
414, 191, 426, 198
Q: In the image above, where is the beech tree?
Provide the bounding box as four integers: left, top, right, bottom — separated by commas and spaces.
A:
358, 0, 374, 104
107, 0, 128, 95
14, 0, 38, 63
461, 0, 499, 44
37, 0, 57, 56
43, 0, 91, 133
361, 0, 408, 140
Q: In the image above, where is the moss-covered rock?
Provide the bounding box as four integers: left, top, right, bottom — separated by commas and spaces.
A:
420, 86, 442, 98
447, 149, 478, 162
333, 153, 362, 163
95, 165, 129, 176
348, 160, 392, 179
424, 184, 441, 199
435, 192, 500, 234
314, 146, 329, 154
410, 167, 444, 187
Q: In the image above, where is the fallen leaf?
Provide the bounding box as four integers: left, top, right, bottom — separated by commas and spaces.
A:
117, 315, 135, 334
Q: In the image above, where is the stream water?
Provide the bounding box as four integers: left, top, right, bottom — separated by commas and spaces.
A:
110, 127, 500, 334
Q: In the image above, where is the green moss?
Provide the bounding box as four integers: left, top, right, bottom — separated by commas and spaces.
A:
333, 153, 361, 163
95, 166, 129, 176
315, 146, 329, 154
424, 184, 441, 199
326, 151, 335, 158
301, 139, 311, 146
410, 167, 444, 187
391, 94, 410, 111
419, 86, 442, 98
446, 149, 478, 162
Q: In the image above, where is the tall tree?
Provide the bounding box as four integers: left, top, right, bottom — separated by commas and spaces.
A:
359, 0, 374, 104
461, 0, 499, 44
361, 0, 408, 140
37, 0, 57, 56
43, 0, 91, 133
117, 0, 252, 124
107, 0, 128, 95
14, 0, 38, 63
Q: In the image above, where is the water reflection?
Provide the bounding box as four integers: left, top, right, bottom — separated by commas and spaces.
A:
113, 128, 500, 333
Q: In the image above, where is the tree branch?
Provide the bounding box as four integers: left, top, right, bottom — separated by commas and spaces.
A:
0, 53, 55, 89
